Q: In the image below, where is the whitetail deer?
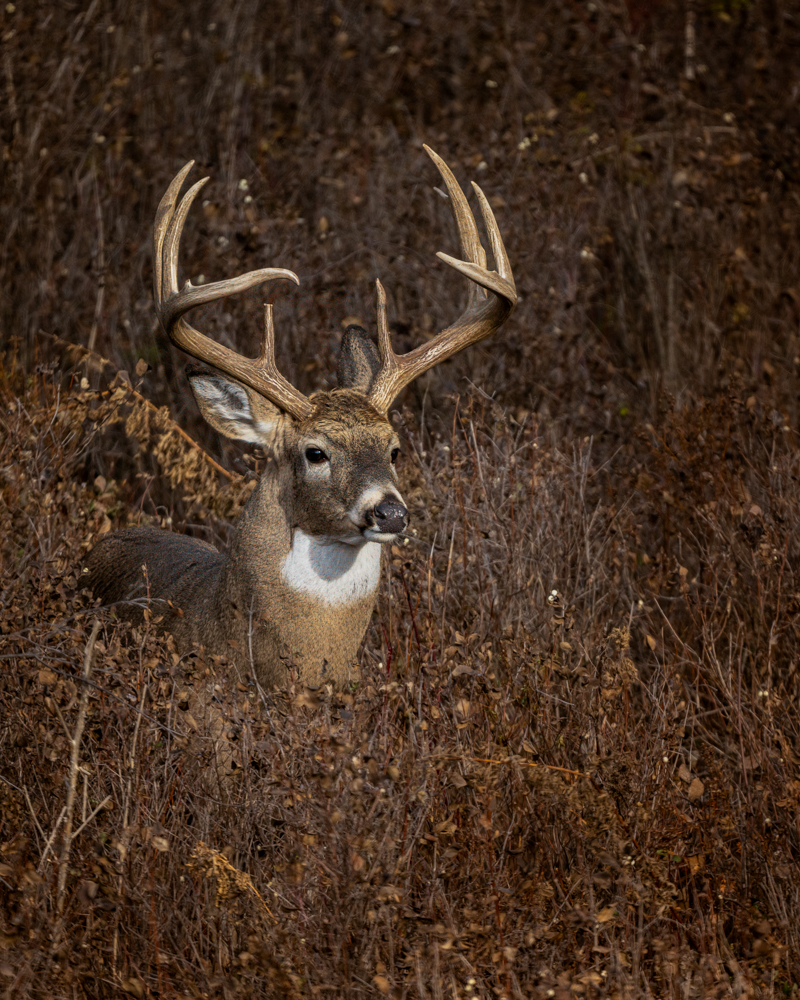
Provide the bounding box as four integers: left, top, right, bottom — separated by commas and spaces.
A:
85, 147, 516, 688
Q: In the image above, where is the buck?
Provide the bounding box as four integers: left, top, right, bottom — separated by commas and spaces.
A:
86, 147, 516, 688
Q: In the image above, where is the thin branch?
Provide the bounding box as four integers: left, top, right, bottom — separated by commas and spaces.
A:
39, 332, 237, 482
56, 620, 100, 915
70, 796, 113, 842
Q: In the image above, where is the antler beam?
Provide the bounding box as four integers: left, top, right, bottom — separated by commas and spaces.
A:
153, 161, 313, 421
366, 145, 517, 416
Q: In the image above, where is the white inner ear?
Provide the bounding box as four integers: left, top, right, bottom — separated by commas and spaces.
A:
189, 374, 279, 445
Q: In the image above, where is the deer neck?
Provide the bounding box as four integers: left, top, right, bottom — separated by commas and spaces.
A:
220, 463, 382, 610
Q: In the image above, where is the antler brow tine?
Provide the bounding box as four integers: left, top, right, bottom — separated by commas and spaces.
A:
152, 162, 312, 420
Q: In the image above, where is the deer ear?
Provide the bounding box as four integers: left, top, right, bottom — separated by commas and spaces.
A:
337, 325, 381, 393
186, 365, 285, 445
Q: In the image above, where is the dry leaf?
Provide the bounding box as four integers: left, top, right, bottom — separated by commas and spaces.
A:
687, 854, 705, 874
645, 634, 657, 650
373, 975, 391, 995
678, 763, 692, 783
294, 688, 321, 709
688, 777, 705, 802
596, 906, 616, 923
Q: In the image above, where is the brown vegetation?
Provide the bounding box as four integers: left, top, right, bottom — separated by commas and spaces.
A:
2, 1, 800, 997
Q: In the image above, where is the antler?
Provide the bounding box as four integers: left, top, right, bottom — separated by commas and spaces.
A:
153, 161, 313, 420
366, 146, 517, 416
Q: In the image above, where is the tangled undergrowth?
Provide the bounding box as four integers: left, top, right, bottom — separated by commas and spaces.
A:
2, 362, 799, 999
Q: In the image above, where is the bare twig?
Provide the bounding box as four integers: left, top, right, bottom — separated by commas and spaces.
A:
70, 795, 113, 842
38, 806, 67, 873
684, 2, 696, 82
56, 619, 100, 914
86, 165, 106, 357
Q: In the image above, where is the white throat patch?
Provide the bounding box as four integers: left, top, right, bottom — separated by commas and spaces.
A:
281, 529, 382, 606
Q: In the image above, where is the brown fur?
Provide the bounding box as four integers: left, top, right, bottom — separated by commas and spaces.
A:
302, 390, 388, 432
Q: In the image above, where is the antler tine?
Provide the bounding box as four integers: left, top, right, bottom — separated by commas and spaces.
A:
366, 146, 517, 415
153, 160, 196, 308
471, 180, 514, 287
428, 147, 487, 293
374, 279, 392, 363
153, 162, 313, 421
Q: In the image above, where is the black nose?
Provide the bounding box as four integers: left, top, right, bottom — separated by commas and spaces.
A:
372, 499, 408, 535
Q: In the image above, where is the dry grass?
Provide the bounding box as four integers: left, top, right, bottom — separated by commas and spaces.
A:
2, 1, 800, 997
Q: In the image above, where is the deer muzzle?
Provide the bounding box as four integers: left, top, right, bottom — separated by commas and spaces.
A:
367, 498, 408, 537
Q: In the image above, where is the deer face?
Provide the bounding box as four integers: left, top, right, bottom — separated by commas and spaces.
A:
291, 391, 406, 544
187, 373, 408, 546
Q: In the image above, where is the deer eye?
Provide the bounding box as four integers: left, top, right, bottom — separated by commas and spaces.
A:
391, 448, 400, 465
305, 447, 329, 465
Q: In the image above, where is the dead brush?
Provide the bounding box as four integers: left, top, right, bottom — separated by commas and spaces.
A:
2, 370, 799, 997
